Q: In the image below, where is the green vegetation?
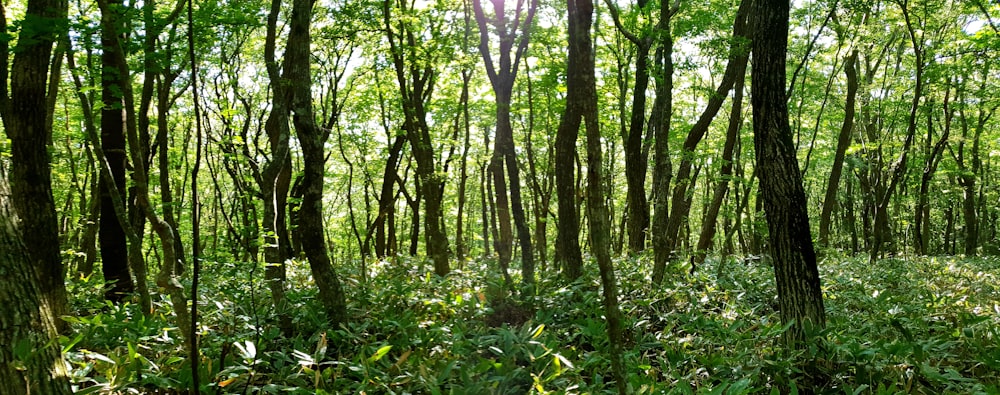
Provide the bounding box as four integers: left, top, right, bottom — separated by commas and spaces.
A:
60, 254, 1000, 394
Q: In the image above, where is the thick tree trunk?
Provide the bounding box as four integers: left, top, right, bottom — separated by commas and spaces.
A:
0, 0, 70, 327
751, 0, 826, 348
0, 169, 73, 395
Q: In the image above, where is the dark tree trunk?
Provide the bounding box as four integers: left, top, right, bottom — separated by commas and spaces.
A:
553, 0, 588, 280
751, 0, 826, 348
604, 0, 654, 254
285, 0, 348, 326
374, 136, 407, 258
98, 0, 134, 303
384, 0, 450, 275
914, 89, 950, 255
818, 50, 858, 247
565, 0, 626, 391
0, 0, 70, 326
649, 0, 678, 283
472, 0, 538, 289
0, 169, 73, 395
693, 60, 746, 269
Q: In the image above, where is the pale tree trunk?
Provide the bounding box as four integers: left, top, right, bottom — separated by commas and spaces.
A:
261, 0, 296, 335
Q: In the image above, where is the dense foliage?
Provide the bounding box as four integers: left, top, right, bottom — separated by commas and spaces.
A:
60, 254, 1000, 393
1, 0, 999, 392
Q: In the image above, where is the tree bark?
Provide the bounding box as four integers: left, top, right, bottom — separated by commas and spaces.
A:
0, 0, 70, 327
553, 0, 589, 280
0, 168, 73, 395
472, 0, 538, 290
751, 0, 826, 348
693, 60, 746, 269
649, 0, 678, 284
565, 0, 627, 391
384, 0, 450, 276
285, 0, 349, 326
98, 0, 134, 303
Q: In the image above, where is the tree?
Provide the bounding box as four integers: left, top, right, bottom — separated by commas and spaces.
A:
554, 1, 586, 280
383, 0, 452, 276
287, 0, 349, 326
0, 0, 71, 325
652, 0, 750, 284
97, 0, 135, 304
563, 0, 626, 392
0, 167, 73, 395
472, 0, 538, 290
751, 0, 826, 347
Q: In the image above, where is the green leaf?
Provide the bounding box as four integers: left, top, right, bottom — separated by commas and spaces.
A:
367, 344, 392, 363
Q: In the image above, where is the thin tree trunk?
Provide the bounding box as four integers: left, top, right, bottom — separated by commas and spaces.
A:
818, 50, 858, 247
650, 0, 679, 284
693, 61, 747, 269
286, 0, 349, 326
653, 0, 750, 284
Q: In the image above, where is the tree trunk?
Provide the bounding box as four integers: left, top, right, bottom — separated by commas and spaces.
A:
693, 60, 746, 269
751, 0, 826, 348
383, 0, 450, 275
818, 50, 858, 247
0, 0, 70, 327
604, 0, 654, 254
654, 0, 749, 284
565, 0, 627, 391
98, 0, 134, 304
285, 0, 349, 326
0, 168, 73, 395
649, 0, 678, 284
472, 0, 538, 290
553, 2, 586, 279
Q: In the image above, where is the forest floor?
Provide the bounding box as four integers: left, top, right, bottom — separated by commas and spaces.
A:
61, 252, 1000, 394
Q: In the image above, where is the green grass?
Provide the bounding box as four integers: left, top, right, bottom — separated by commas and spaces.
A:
60, 253, 1000, 394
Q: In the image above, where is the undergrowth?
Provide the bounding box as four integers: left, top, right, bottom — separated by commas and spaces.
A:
60, 253, 1000, 394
